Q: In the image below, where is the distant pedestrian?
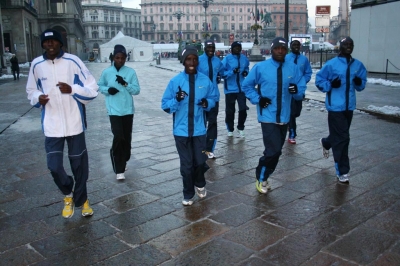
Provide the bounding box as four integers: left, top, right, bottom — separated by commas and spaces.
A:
316, 36, 367, 183
109, 52, 114, 65
10, 54, 20, 80
26, 29, 99, 218
221, 41, 250, 138
98, 44, 141, 181
197, 40, 224, 159
242, 37, 306, 194
286, 40, 312, 144
127, 51, 131, 61
161, 47, 218, 206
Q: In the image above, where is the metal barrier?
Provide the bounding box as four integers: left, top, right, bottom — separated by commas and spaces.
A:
386, 59, 400, 80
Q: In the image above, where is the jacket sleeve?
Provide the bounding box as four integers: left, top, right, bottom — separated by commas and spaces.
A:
292, 67, 307, 101
26, 63, 43, 108
221, 57, 234, 78
125, 69, 141, 95
203, 79, 217, 111
161, 80, 180, 114
354, 61, 367, 92
241, 65, 260, 105
70, 60, 98, 105
97, 70, 115, 96
315, 64, 333, 93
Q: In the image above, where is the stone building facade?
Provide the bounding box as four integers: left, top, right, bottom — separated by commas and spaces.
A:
82, 0, 141, 55
140, 0, 308, 45
0, 0, 85, 63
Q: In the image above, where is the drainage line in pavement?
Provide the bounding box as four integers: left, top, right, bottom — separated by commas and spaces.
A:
0, 106, 34, 135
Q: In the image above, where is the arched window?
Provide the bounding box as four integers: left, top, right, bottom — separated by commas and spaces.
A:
211, 17, 219, 31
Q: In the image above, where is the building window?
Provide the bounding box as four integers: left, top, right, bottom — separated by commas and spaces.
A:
195, 24, 199, 30
170, 16, 173, 21
170, 34, 173, 40
239, 16, 242, 21
247, 16, 251, 21
231, 16, 234, 21
224, 16, 227, 21
160, 7, 163, 12
187, 34, 190, 40
223, 24, 228, 30
49, 0, 66, 13
195, 16, 198, 21
195, 34, 199, 39
239, 8, 242, 12
169, 8, 172, 12
231, 24, 235, 30
231, 8, 234, 12
239, 24, 243, 30
169, 24, 173, 30
150, 8, 153, 13
186, 15, 190, 21
160, 15, 163, 21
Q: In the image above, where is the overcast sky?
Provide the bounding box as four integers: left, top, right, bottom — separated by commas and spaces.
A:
121, 0, 340, 27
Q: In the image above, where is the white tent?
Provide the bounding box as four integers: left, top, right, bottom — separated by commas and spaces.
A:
100, 32, 153, 62
153, 43, 179, 53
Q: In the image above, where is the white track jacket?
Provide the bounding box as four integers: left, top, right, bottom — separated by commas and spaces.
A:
26, 51, 98, 137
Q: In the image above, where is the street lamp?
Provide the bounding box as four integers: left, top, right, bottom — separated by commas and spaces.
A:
198, 0, 213, 38
151, 24, 157, 43
173, 11, 185, 42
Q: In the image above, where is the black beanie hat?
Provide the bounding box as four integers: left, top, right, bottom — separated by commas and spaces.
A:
41, 29, 63, 48
271, 37, 288, 50
204, 39, 215, 47
113, 44, 127, 56
340, 36, 354, 47
231, 41, 242, 50
181, 47, 198, 65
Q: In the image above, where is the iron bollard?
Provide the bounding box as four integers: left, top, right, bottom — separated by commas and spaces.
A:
156, 55, 161, 65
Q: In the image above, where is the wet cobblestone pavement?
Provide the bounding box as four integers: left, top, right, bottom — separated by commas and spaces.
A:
0, 60, 399, 265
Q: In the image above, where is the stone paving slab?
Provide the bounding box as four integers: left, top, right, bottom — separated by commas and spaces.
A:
0, 59, 399, 265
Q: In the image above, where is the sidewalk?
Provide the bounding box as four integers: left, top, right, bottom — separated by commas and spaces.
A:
0, 60, 399, 265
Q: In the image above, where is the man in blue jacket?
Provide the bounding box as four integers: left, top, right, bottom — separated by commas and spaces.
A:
197, 40, 224, 159
286, 40, 312, 144
316, 36, 367, 183
242, 37, 306, 194
161, 47, 218, 206
222, 41, 250, 138
98, 44, 141, 181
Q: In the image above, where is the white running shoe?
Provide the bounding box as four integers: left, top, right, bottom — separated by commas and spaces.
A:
237, 130, 245, 138
227, 131, 234, 137
337, 174, 349, 183
195, 186, 207, 198
116, 173, 125, 180
182, 198, 194, 206
206, 151, 215, 159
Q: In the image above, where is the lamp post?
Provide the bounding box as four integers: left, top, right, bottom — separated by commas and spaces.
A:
173, 11, 185, 43
198, 0, 213, 39
152, 23, 157, 42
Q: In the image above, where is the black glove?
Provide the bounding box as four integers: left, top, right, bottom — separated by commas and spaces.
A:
116, 75, 127, 86
353, 76, 362, 86
288, 83, 298, 94
242, 71, 248, 77
331, 77, 341, 88
176, 86, 188, 102
216, 74, 221, 84
197, 98, 208, 108
233, 68, 240, 74
259, 97, 271, 108
108, 87, 119, 95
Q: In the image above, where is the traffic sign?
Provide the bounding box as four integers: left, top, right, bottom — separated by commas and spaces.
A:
315, 27, 330, 33
315, 16, 330, 27
316, 6, 331, 15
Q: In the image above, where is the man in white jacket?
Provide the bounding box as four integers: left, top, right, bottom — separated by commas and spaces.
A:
26, 29, 98, 218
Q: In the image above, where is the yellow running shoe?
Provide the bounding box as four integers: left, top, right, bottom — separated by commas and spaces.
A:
62, 196, 74, 218
81, 199, 94, 217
